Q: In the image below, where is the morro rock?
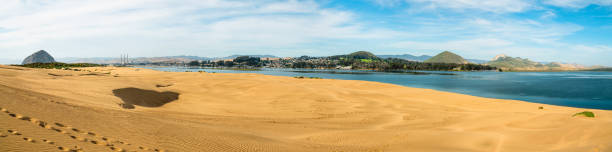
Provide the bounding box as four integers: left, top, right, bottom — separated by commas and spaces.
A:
22, 50, 56, 64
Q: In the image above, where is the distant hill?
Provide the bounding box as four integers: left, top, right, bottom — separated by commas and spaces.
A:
378, 54, 432, 61
58, 57, 199, 64
58, 55, 277, 64
346, 51, 379, 59
329, 51, 380, 60
22, 50, 56, 64
166, 55, 212, 61
487, 54, 589, 71
379, 53, 486, 64
487, 55, 541, 68
424, 51, 468, 64
220, 55, 277, 60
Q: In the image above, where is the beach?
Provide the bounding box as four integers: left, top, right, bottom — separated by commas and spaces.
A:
1, 65, 611, 152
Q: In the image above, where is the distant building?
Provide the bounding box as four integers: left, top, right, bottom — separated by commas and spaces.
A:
336, 66, 352, 70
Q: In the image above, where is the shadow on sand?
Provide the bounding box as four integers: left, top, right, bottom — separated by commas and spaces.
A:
112, 88, 179, 109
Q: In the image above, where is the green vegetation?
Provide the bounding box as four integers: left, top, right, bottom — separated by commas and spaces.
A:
345, 51, 379, 60
360, 59, 373, 63
291, 51, 495, 71
294, 76, 322, 79
189, 56, 263, 68
18, 62, 102, 69
424, 51, 468, 64
177, 51, 495, 71
188, 61, 200, 66
233, 56, 261, 66
584, 68, 612, 71
573, 111, 595, 117
207, 68, 260, 71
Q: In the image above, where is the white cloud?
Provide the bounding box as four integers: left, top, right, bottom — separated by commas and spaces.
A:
541, 11, 557, 19
390, 38, 514, 56
0, 0, 394, 58
542, 0, 612, 9
389, 38, 612, 65
0, 0, 609, 66
570, 45, 612, 53
371, 0, 403, 7
384, 17, 594, 63
396, 17, 582, 45
405, 0, 536, 13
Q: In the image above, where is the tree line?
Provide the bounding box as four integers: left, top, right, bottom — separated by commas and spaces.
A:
183, 55, 496, 71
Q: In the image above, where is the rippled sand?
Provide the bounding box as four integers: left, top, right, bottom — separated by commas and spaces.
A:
1, 65, 611, 152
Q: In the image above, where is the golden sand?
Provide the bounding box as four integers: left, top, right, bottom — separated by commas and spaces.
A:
0, 65, 611, 152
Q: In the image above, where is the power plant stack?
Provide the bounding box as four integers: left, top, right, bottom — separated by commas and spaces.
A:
120, 54, 129, 66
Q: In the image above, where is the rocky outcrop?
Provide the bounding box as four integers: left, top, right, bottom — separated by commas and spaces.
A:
22, 50, 56, 64
492, 54, 508, 61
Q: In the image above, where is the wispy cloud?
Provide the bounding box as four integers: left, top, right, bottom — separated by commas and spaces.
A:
541, 11, 557, 19
370, 0, 403, 7
0, 0, 610, 66
542, 0, 612, 9
404, 0, 536, 13
0, 0, 394, 58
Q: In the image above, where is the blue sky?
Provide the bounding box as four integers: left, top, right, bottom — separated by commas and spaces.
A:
0, 0, 611, 66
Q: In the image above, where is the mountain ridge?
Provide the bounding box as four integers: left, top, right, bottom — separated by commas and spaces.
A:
487, 55, 592, 71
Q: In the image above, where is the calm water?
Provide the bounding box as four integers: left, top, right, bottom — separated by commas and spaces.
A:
140, 67, 612, 110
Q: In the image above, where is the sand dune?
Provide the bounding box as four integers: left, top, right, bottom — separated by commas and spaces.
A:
0, 65, 611, 152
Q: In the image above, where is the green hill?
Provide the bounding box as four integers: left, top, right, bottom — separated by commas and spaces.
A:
346, 51, 379, 59
424, 51, 468, 64
330, 51, 380, 60
488, 54, 591, 71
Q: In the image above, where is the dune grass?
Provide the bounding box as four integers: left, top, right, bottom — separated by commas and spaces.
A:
294, 76, 322, 79
19, 62, 102, 69
573, 111, 595, 117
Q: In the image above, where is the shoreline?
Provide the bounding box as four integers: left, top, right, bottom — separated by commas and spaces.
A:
1, 65, 611, 152
139, 65, 612, 110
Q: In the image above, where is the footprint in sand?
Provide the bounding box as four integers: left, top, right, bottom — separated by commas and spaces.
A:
29, 118, 40, 124
22, 137, 36, 143
109, 146, 126, 152
16, 114, 31, 121
42, 139, 55, 144
57, 146, 82, 152
7, 129, 81, 152
138, 146, 149, 150
55, 122, 66, 127
86, 131, 97, 136
1, 107, 8, 113
2, 106, 165, 152
41, 138, 83, 152
7, 129, 21, 135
